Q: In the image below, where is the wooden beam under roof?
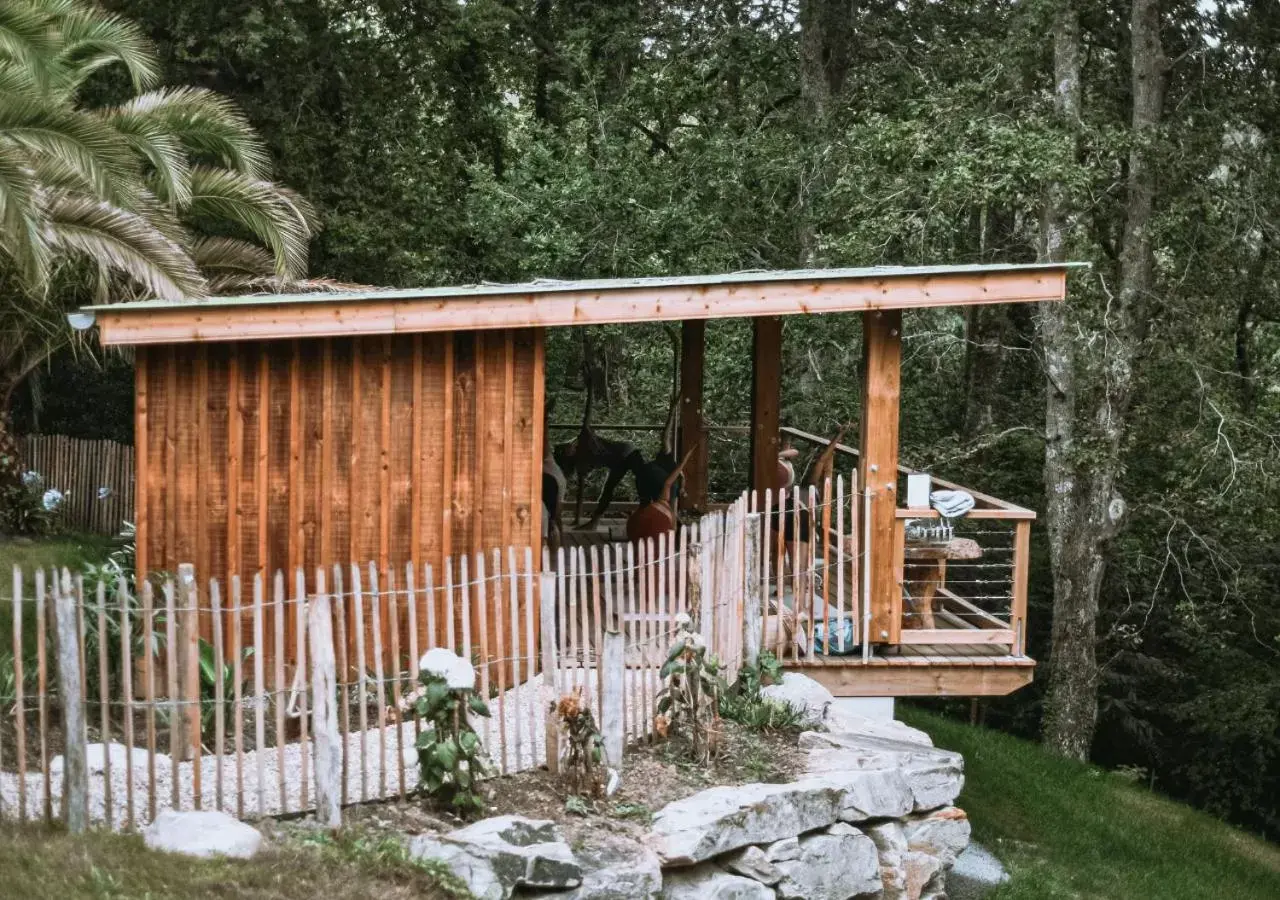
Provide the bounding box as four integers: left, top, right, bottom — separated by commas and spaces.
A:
91, 265, 1073, 346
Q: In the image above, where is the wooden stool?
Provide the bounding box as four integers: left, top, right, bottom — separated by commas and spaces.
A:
902, 538, 981, 629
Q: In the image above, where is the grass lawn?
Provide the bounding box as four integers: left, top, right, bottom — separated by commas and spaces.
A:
0, 823, 470, 900
902, 706, 1280, 900
0, 532, 119, 654
0, 532, 118, 576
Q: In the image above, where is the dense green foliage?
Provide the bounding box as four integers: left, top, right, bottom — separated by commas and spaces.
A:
16, 0, 1278, 836
903, 706, 1280, 899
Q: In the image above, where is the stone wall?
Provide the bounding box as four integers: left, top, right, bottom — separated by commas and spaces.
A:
410, 674, 973, 900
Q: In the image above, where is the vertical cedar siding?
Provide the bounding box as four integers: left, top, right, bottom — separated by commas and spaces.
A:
133, 329, 544, 662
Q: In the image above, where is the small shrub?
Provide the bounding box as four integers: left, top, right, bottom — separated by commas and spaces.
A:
720, 651, 803, 733
555, 685, 606, 797
415, 648, 493, 815
656, 613, 726, 763
0, 471, 66, 536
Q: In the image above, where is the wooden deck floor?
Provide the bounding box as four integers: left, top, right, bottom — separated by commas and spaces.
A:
785, 644, 1035, 697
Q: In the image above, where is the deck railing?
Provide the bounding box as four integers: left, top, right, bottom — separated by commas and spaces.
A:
781, 426, 1033, 657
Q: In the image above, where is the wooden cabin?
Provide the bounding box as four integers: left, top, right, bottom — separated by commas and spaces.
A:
85, 263, 1076, 697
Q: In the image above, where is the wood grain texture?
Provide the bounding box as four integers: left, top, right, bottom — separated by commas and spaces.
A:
134, 330, 542, 662
750, 317, 782, 495
97, 268, 1070, 345
860, 309, 903, 645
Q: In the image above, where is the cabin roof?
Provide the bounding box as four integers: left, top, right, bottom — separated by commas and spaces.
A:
84, 262, 1085, 346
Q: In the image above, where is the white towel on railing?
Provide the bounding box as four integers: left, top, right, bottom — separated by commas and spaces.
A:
930, 489, 975, 519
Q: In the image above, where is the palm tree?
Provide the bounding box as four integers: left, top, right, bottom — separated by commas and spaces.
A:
0, 0, 318, 490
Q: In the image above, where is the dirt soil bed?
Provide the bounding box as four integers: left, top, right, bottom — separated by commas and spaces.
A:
324, 719, 807, 841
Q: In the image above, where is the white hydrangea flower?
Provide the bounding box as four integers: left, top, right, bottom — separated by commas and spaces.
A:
687, 633, 706, 652
418, 647, 477, 690
674, 612, 692, 629
22, 471, 41, 489
41, 488, 64, 511
444, 657, 477, 691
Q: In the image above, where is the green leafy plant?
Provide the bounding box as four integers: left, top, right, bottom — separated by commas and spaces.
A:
720, 650, 802, 733
415, 648, 493, 815
656, 613, 727, 764
197, 638, 253, 733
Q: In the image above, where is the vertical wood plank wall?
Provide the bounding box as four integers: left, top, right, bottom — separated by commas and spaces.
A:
135, 328, 544, 660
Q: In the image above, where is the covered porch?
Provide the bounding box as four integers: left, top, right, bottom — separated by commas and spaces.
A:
549, 268, 1056, 697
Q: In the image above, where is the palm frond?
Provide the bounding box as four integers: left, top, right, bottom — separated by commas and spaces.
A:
117, 87, 271, 180
0, 59, 41, 97
189, 235, 275, 276
0, 2, 55, 85
0, 139, 47, 284
0, 92, 140, 207
187, 167, 315, 278
44, 191, 205, 299
48, 2, 158, 93
205, 274, 369, 296
103, 105, 191, 206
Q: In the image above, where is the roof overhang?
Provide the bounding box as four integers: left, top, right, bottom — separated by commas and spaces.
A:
86, 263, 1083, 347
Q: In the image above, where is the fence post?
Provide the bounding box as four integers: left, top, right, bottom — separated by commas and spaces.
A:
308, 585, 342, 828
177, 564, 200, 762
600, 630, 624, 768
53, 570, 88, 833
743, 513, 762, 671
688, 540, 706, 636
539, 571, 560, 774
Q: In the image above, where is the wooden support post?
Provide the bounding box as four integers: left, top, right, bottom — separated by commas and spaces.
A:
53, 571, 88, 833
750, 316, 783, 496
538, 571, 560, 774
860, 310, 903, 644
600, 630, 624, 768
743, 513, 762, 670
309, 582, 342, 828
679, 319, 708, 512
177, 564, 200, 762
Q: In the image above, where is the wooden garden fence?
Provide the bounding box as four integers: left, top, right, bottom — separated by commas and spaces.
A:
19, 434, 135, 536
0, 495, 798, 831
0, 477, 909, 832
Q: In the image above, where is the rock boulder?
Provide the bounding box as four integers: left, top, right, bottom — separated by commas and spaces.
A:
142, 810, 263, 859
905, 807, 971, 865
661, 864, 774, 899
947, 842, 1011, 900
408, 815, 581, 900
760, 673, 834, 727
646, 781, 846, 865
772, 822, 881, 900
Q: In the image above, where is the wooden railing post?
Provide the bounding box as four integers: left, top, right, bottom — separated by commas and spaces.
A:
539, 571, 560, 774
53, 570, 88, 832
1012, 521, 1031, 656
743, 513, 762, 671
308, 577, 342, 829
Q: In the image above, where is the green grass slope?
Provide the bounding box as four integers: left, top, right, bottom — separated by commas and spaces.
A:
0, 824, 468, 900
903, 707, 1280, 900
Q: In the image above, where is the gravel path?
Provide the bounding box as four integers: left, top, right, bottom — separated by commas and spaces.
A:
0, 667, 656, 829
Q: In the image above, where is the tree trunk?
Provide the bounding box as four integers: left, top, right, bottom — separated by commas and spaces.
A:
799, 0, 854, 122
961, 306, 1005, 440
1038, 0, 1164, 761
